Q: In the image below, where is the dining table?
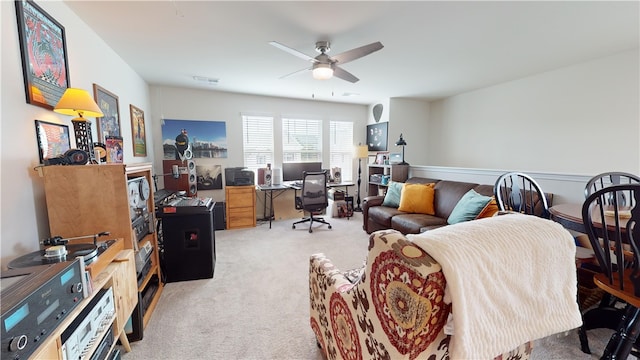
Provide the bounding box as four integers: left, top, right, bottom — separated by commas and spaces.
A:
549, 203, 631, 237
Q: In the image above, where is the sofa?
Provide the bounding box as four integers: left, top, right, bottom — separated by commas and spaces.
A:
309, 215, 582, 359
362, 177, 553, 234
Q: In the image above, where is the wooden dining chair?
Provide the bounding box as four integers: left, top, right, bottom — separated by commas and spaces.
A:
494, 172, 550, 218
580, 183, 640, 359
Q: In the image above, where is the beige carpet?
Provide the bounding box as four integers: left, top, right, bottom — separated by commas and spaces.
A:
122, 213, 631, 360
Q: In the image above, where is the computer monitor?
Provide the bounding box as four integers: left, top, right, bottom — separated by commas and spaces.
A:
282, 162, 322, 182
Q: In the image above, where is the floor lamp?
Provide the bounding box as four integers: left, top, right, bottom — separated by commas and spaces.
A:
354, 144, 369, 212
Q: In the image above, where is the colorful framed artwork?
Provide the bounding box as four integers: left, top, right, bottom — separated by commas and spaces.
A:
129, 104, 147, 157
15, 0, 70, 109
105, 136, 123, 163
367, 122, 388, 151
93, 84, 120, 142
34, 120, 71, 164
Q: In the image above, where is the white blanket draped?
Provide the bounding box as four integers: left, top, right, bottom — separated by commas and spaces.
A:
407, 214, 583, 359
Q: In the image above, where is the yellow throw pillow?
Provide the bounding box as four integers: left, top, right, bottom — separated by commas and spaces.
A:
398, 183, 435, 215
476, 197, 499, 219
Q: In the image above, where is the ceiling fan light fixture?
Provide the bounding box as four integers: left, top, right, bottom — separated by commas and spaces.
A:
312, 63, 333, 80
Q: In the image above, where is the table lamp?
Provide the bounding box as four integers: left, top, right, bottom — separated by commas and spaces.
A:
354, 144, 369, 212
395, 133, 409, 165
54, 88, 104, 162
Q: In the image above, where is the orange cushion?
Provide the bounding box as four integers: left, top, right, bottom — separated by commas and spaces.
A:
398, 183, 435, 215
476, 197, 499, 219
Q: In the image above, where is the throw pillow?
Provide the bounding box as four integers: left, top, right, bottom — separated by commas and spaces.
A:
398, 183, 435, 215
382, 181, 404, 208
447, 189, 493, 224
476, 197, 499, 219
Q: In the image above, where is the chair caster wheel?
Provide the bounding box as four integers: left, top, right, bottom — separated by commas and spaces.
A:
292, 225, 295, 229
309, 229, 313, 233
328, 225, 332, 229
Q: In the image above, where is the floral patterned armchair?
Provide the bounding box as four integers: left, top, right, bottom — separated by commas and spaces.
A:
309, 229, 533, 360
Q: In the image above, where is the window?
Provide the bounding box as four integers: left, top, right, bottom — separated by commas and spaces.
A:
242, 115, 274, 172
329, 121, 354, 181
282, 118, 322, 163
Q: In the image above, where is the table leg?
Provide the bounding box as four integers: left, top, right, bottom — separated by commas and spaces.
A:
269, 189, 273, 229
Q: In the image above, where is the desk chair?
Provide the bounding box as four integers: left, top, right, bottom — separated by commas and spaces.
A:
581, 184, 640, 359
292, 171, 332, 233
494, 172, 550, 218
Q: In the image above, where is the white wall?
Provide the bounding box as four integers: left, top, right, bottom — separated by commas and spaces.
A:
149, 86, 370, 203
388, 98, 429, 166
427, 50, 640, 175
1, 1, 151, 266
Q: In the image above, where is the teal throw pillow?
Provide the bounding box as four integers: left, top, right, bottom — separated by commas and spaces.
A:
382, 182, 404, 208
447, 189, 492, 224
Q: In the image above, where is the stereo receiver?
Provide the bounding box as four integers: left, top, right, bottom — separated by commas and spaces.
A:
1, 259, 86, 360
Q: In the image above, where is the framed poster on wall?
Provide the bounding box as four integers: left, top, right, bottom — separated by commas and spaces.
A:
15, 0, 70, 109
366, 122, 388, 151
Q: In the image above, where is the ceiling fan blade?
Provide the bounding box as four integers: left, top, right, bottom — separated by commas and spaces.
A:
279, 66, 311, 79
269, 41, 316, 62
331, 41, 384, 65
333, 66, 359, 83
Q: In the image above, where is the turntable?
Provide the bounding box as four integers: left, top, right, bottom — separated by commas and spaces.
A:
8, 232, 122, 278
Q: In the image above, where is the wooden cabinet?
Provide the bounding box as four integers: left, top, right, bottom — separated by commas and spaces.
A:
225, 186, 256, 229
32, 249, 137, 359
41, 163, 163, 332
367, 164, 409, 196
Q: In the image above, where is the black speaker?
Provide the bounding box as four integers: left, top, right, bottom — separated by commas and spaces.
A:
161, 210, 215, 283
213, 202, 225, 230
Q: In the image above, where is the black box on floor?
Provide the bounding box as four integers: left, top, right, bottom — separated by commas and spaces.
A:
214, 201, 225, 230
160, 205, 216, 283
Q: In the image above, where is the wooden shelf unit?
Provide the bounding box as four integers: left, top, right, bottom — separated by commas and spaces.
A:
41, 163, 163, 332
367, 164, 409, 196
225, 185, 256, 229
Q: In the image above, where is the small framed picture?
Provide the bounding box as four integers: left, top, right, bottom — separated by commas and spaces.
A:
375, 152, 389, 165
105, 136, 123, 163
34, 120, 71, 164
389, 153, 402, 164
368, 155, 377, 164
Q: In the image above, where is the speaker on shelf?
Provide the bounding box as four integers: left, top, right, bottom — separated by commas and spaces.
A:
331, 167, 341, 183
163, 160, 197, 196
187, 160, 197, 196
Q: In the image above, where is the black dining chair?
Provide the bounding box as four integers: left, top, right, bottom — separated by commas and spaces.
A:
494, 172, 551, 218
292, 171, 332, 233
578, 172, 640, 353
581, 183, 640, 359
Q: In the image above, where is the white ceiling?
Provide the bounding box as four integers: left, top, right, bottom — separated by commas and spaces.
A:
65, 1, 639, 105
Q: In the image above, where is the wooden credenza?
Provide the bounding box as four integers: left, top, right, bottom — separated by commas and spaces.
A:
41, 163, 163, 333
225, 185, 256, 229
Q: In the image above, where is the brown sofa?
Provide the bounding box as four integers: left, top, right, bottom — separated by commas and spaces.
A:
363, 176, 553, 234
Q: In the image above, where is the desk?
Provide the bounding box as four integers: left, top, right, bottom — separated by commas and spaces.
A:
257, 184, 290, 229
257, 182, 355, 228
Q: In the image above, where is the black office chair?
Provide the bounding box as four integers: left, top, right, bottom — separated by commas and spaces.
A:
292, 171, 332, 233
580, 184, 640, 359
494, 172, 550, 218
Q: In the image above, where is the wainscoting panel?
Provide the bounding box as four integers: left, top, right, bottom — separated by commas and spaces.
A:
409, 166, 592, 205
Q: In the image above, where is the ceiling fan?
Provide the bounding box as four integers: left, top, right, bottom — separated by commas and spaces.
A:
269, 40, 384, 83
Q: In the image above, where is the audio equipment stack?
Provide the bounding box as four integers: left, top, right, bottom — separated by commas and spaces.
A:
1, 259, 86, 360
